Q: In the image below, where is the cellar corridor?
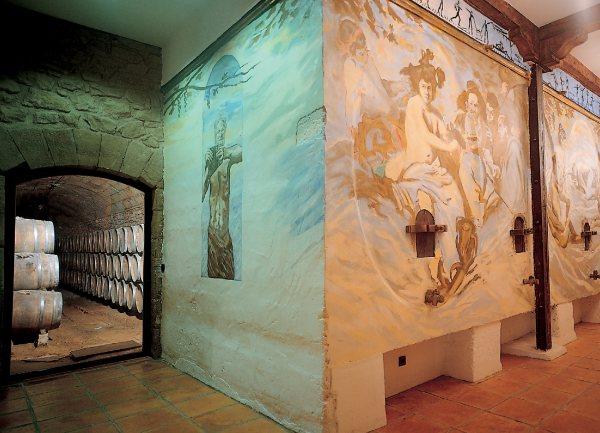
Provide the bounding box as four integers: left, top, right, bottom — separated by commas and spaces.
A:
11, 175, 146, 376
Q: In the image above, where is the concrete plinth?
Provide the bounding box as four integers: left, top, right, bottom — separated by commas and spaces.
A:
444, 321, 502, 382
501, 333, 566, 360
331, 354, 387, 433
552, 302, 577, 346
580, 294, 600, 323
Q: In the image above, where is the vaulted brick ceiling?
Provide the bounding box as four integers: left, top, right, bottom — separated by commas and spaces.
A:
16, 175, 144, 238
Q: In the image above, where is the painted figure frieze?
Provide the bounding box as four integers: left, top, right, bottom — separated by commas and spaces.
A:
325, 0, 533, 348
544, 93, 600, 304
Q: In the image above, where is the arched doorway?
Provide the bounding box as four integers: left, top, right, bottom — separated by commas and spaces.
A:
3, 168, 154, 380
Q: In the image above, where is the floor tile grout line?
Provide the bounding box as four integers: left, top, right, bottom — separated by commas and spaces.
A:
20, 381, 41, 433
74, 372, 124, 433
380, 331, 600, 432
117, 360, 291, 432
118, 361, 214, 433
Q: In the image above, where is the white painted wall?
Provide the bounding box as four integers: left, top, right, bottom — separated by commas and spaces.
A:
573, 298, 582, 324
500, 312, 535, 345
383, 337, 445, 398
383, 322, 503, 397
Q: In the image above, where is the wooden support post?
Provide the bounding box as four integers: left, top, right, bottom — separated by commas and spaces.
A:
528, 63, 552, 351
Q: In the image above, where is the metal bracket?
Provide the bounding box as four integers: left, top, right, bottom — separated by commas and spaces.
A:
591, 270, 600, 280
523, 276, 539, 286
510, 228, 534, 236
406, 225, 448, 234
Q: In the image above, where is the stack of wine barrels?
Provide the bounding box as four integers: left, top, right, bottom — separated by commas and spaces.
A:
57, 225, 144, 314
13, 218, 63, 335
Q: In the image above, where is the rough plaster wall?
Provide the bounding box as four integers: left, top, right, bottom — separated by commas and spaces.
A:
0, 4, 165, 374
161, 0, 325, 431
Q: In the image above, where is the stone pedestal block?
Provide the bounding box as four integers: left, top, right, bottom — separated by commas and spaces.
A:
552, 302, 577, 346
580, 294, 600, 323
443, 321, 503, 382
331, 354, 387, 433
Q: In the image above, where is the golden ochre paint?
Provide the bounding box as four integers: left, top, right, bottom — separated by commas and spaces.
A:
324, 0, 533, 361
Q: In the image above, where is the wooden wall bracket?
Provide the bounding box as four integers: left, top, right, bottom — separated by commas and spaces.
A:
406, 225, 448, 233
523, 276, 539, 286
582, 225, 596, 251
510, 228, 534, 236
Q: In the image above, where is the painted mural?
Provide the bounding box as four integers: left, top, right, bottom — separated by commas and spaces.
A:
162, 0, 325, 430
324, 0, 534, 361
544, 92, 600, 305
202, 55, 243, 280
164, 0, 324, 283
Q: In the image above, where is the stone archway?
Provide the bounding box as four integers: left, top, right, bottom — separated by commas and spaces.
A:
0, 5, 165, 379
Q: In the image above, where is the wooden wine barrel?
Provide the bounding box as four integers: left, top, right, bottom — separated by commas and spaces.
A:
122, 226, 135, 254
140, 253, 144, 282
116, 227, 127, 254
135, 283, 144, 314
12, 290, 62, 335
125, 282, 137, 310
106, 254, 114, 279
134, 224, 144, 253
96, 275, 103, 297
13, 253, 59, 291
15, 219, 55, 254
111, 230, 120, 254
113, 255, 122, 280
98, 254, 106, 275
117, 280, 125, 307
95, 232, 102, 252
121, 255, 131, 281
84, 273, 91, 294
101, 277, 109, 301
110, 279, 119, 304
129, 254, 142, 282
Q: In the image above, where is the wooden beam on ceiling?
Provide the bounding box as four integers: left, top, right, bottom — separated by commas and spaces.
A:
554, 54, 600, 100
537, 4, 600, 69
540, 4, 600, 39
456, 0, 600, 94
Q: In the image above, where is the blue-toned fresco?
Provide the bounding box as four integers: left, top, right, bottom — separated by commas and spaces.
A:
162, 0, 325, 430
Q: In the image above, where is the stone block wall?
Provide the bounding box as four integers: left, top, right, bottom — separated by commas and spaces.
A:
0, 4, 165, 374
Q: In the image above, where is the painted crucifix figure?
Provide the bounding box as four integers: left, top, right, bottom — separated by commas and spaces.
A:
202, 113, 243, 279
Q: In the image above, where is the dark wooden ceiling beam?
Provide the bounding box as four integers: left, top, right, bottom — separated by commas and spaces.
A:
540, 4, 600, 39
457, 0, 600, 92
553, 54, 600, 99
537, 4, 600, 69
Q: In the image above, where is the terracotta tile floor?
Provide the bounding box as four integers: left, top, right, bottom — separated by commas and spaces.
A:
373, 322, 600, 432
0, 358, 290, 433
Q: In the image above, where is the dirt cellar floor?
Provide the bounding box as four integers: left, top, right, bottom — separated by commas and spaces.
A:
11, 287, 143, 376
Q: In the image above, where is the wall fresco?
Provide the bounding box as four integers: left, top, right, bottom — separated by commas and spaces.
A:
201, 55, 243, 280
324, 0, 534, 362
544, 92, 600, 304
162, 0, 326, 430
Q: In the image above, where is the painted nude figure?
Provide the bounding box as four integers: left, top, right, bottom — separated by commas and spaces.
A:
202, 113, 242, 279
